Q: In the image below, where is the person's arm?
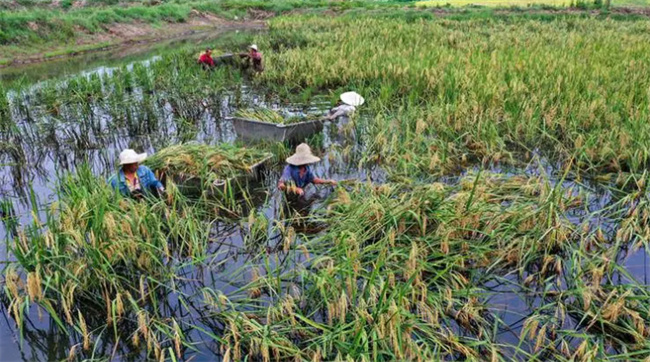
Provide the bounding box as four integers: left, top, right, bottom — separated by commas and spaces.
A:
279, 166, 305, 195
278, 165, 291, 191
313, 178, 337, 186
108, 175, 129, 196
143, 166, 164, 191
327, 106, 347, 120
108, 175, 117, 189
307, 168, 337, 186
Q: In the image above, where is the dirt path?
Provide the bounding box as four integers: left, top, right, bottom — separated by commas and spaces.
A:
0, 12, 266, 68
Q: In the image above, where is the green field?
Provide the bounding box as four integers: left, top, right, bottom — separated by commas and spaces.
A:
2, 2, 650, 361
417, 0, 644, 6
417, 0, 572, 6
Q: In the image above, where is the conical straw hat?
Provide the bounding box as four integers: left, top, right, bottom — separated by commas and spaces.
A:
119, 149, 147, 165
340, 91, 365, 106
286, 143, 320, 166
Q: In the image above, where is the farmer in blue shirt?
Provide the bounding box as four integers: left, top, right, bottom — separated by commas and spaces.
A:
278, 143, 337, 196
108, 149, 164, 198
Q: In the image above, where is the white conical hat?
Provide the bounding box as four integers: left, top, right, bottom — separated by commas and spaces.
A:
340, 91, 364, 106
286, 143, 320, 166
249, 44, 258, 51
119, 149, 147, 165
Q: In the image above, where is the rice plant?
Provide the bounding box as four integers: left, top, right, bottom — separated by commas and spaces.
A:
2, 7, 650, 361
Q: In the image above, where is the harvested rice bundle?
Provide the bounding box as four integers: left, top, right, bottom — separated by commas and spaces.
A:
145, 143, 272, 184
235, 108, 321, 125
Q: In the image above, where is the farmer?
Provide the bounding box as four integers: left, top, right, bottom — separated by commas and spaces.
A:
109, 149, 164, 198
197, 47, 215, 69
240, 44, 264, 72
278, 143, 337, 196
326, 91, 365, 120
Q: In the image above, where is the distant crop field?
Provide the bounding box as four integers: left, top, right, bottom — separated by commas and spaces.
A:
416, 0, 640, 6
417, 0, 570, 6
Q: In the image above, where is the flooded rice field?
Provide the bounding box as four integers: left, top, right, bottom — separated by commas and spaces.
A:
0, 30, 386, 361
1, 25, 650, 361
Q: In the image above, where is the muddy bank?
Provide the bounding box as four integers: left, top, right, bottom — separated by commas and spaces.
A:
0, 14, 266, 69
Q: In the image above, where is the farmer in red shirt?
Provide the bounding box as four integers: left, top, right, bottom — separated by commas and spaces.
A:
240, 44, 264, 72
197, 48, 215, 69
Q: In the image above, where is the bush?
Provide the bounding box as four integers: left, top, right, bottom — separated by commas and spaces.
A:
60, 0, 73, 9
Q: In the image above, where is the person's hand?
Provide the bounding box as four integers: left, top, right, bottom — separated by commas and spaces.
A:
329, 180, 338, 186
295, 187, 305, 196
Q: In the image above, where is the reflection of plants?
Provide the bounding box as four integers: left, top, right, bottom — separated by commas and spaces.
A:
175, 117, 199, 142
0, 198, 18, 237
244, 209, 269, 249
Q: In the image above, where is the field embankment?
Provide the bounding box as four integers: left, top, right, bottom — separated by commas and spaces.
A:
0, 0, 631, 67
0, 0, 386, 66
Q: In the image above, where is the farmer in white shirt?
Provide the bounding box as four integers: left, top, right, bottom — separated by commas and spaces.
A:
326, 91, 364, 120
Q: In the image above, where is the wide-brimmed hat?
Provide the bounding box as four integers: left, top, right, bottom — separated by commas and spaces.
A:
119, 149, 147, 165
286, 143, 320, 166
249, 44, 258, 51
340, 91, 365, 107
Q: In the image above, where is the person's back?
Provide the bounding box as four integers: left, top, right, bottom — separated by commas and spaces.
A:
251, 50, 263, 72
198, 49, 215, 68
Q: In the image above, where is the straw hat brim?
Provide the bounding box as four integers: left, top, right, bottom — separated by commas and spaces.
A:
340, 91, 365, 107
286, 153, 320, 166
119, 152, 147, 165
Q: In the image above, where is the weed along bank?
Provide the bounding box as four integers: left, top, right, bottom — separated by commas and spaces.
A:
2, 1, 650, 361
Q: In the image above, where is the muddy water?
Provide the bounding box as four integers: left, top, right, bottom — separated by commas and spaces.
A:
1, 30, 649, 361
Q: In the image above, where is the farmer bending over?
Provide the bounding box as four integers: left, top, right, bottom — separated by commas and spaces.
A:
197, 48, 215, 69
278, 143, 337, 196
326, 91, 365, 120
109, 149, 164, 198
240, 44, 264, 72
